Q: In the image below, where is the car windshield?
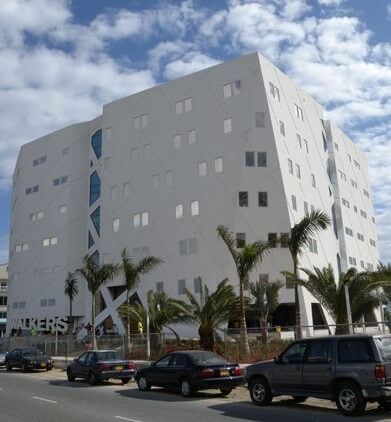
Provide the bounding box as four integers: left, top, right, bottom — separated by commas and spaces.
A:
22, 348, 42, 356
375, 338, 391, 361
190, 352, 228, 365
96, 351, 122, 361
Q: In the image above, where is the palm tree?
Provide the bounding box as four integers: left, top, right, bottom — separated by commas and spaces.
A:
64, 272, 78, 354
184, 278, 238, 351
75, 255, 120, 349
119, 289, 191, 352
286, 209, 330, 339
285, 265, 391, 334
217, 225, 271, 358
248, 279, 283, 344
121, 248, 163, 354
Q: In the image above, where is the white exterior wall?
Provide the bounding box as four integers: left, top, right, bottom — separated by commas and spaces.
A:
7, 52, 380, 335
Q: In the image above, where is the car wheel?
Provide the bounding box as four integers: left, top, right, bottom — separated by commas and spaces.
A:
67, 369, 75, 382
220, 388, 233, 396
6, 362, 12, 371
180, 379, 192, 398
249, 377, 273, 406
336, 382, 366, 416
137, 375, 151, 391
121, 378, 130, 385
88, 371, 98, 386
378, 399, 391, 411
292, 396, 307, 403
22, 363, 29, 373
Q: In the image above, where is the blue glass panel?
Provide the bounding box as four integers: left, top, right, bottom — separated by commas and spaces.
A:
90, 250, 100, 265
91, 130, 102, 159
89, 171, 101, 206
90, 206, 100, 236
88, 231, 95, 249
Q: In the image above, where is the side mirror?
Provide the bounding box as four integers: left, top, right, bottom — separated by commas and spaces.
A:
150, 361, 156, 367
74, 358, 79, 363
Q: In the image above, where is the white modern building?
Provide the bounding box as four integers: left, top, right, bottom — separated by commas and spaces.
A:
0, 263, 8, 337
7, 52, 380, 336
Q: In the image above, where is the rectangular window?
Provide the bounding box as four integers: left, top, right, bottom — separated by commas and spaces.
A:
176, 204, 183, 219
123, 183, 130, 199
113, 218, 120, 232
304, 139, 309, 153
223, 118, 232, 134
50, 237, 57, 245
141, 212, 149, 226
40, 299, 47, 307
223, 83, 232, 98
296, 133, 302, 149
175, 101, 183, 115
295, 164, 301, 179
141, 114, 148, 128
370, 239, 376, 247
280, 233, 289, 248
184, 98, 192, 112
43, 238, 50, 247
268, 233, 277, 248
246, 151, 255, 167
360, 210, 367, 219
156, 282, 164, 292
22, 243, 29, 251
131, 148, 138, 162
258, 192, 268, 207
174, 134, 181, 149
233, 80, 241, 95
239, 192, 248, 207
292, 195, 297, 211
166, 170, 173, 185
48, 298, 56, 307
198, 161, 207, 177
311, 174, 316, 188
58, 205, 66, 214
338, 339, 372, 363
133, 213, 140, 228
105, 127, 112, 141
111, 185, 118, 200
188, 129, 196, 144
191, 200, 199, 216
152, 174, 159, 188
294, 103, 304, 121
194, 277, 201, 293
214, 157, 223, 173
345, 227, 353, 236
53, 178, 60, 186
279, 121, 285, 136
255, 112, 265, 128
257, 152, 267, 167
143, 144, 151, 158
188, 238, 197, 254
178, 279, 186, 295
30, 212, 37, 221
134, 116, 141, 129
288, 159, 293, 174
179, 240, 187, 256
236, 233, 246, 248
357, 233, 364, 241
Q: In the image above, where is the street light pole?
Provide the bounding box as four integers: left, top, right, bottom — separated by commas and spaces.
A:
344, 284, 353, 335
146, 310, 150, 360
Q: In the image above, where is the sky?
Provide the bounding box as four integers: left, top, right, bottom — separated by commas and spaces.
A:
0, 0, 390, 264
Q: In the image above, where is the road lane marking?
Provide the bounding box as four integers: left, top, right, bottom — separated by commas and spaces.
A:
114, 416, 143, 422
32, 396, 57, 404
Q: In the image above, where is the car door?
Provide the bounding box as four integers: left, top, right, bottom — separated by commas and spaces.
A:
73, 352, 89, 378
149, 354, 173, 386
14, 349, 23, 368
302, 340, 334, 394
8, 349, 19, 367
272, 341, 307, 394
167, 354, 187, 386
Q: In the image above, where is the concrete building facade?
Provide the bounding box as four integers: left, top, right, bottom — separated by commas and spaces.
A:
7, 52, 380, 335
0, 263, 8, 337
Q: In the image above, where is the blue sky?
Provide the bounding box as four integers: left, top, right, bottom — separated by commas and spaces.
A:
0, 0, 390, 264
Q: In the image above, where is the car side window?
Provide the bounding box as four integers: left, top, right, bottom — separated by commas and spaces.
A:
85, 353, 95, 366
77, 352, 88, 364
281, 342, 307, 364
169, 355, 187, 368
155, 355, 173, 368
305, 341, 333, 364
338, 339, 373, 363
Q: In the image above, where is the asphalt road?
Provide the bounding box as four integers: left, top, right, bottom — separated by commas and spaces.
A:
0, 368, 390, 422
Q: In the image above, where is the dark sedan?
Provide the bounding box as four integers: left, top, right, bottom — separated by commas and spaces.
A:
135, 350, 243, 397
5, 347, 53, 372
67, 350, 136, 385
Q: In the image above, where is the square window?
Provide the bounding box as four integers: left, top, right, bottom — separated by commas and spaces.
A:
22, 243, 29, 251
239, 191, 248, 207
246, 151, 255, 167
156, 282, 164, 292
61, 176, 68, 184
279, 121, 285, 136
223, 83, 232, 98
33, 185, 39, 192
33, 158, 39, 166
143, 144, 151, 158
255, 112, 265, 128
141, 114, 148, 128
268, 233, 277, 248
123, 183, 130, 199
295, 164, 301, 179
59, 204, 66, 214
179, 240, 187, 255
184, 98, 192, 112
174, 134, 181, 149
178, 279, 186, 295
176, 204, 183, 219
236, 233, 246, 248
198, 161, 207, 177
223, 118, 232, 134
26, 187, 32, 195
113, 218, 120, 232
292, 195, 297, 211
152, 174, 159, 189
35, 211, 43, 219
288, 159, 293, 174
40, 299, 47, 307
53, 178, 60, 186
258, 192, 268, 207
50, 237, 57, 245
233, 80, 241, 95
133, 213, 140, 228
134, 116, 141, 129
214, 157, 223, 173
141, 212, 149, 226
43, 238, 50, 247
111, 185, 118, 199
40, 156, 47, 164
15, 244, 22, 252
191, 200, 199, 216
257, 152, 267, 167
30, 213, 36, 221
175, 101, 183, 115
188, 129, 196, 144
166, 170, 173, 185
48, 298, 55, 307
280, 233, 289, 248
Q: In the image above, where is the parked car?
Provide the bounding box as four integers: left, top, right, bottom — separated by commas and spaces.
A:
245, 334, 391, 416
5, 347, 53, 372
0, 347, 7, 367
135, 350, 243, 397
66, 350, 136, 385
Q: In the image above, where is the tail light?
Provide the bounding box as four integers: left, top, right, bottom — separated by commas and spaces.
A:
375, 365, 386, 382
233, 367, 242, 376
128, 362, 136, 370
201, 369, 215, 378
100, 364, 110, 371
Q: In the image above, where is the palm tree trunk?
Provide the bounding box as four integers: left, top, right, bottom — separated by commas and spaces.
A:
126, 291, 131, 356
293, 256, 302, 340
92, 293, 97, 349
260, 318, 268, 345
199, 326, 214, 351
68, 300, 73, 356
239, 276, 250, 358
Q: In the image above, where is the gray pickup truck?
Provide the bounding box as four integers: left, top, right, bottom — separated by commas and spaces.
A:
245, 334, 391, 416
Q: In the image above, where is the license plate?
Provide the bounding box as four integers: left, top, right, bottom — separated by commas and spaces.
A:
40, 362, 46, 367
220, 370, 229, 376
115, 366, 123, 371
